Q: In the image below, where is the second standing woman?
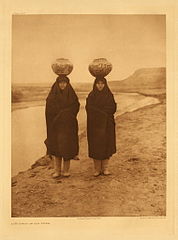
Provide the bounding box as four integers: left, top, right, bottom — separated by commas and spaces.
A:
86, 75, 117, 176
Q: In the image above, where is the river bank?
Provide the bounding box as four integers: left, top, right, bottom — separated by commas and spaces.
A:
11, 92, 160, 176
11, 93, 166, 217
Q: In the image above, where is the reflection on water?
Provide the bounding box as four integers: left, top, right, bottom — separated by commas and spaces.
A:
12, 93, 159, 176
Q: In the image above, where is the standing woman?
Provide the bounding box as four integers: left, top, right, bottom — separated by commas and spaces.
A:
86, 58, 117, 176
45, 58, 80, 178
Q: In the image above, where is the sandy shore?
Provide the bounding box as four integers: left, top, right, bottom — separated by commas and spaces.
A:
11, 95, 166, 217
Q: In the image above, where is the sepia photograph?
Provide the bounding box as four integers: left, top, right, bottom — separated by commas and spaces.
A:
11, 14, 167, 218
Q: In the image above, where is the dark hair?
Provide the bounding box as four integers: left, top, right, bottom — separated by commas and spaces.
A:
94, 77, 107, 85
56, 75, 70, 84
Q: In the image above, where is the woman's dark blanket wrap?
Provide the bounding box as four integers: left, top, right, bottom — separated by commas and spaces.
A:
86, 77, 117, 160
45, 76, 80, 160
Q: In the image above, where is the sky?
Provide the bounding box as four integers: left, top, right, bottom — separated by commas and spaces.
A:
12, 14, 166, 84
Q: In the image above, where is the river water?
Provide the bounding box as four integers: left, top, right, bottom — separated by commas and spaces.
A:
12, 93, 159, 176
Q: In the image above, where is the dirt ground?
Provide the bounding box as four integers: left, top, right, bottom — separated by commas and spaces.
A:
11, 98, 166, 217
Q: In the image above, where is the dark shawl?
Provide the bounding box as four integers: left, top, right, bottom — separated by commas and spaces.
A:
44, 76, 80, 160
86, 77, 117, 160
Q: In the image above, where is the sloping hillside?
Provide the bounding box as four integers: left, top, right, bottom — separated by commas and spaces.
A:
109, 67, 166, 93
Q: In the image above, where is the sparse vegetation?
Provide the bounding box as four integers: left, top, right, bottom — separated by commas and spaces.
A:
11, 85, 50, 103
11, 88, 24, 103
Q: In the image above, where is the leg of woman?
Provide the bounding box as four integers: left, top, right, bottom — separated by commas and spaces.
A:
52, 156, 62, 178
63, 160, 71, 177
93, 159, 102, 177
102, 159, 111, 175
